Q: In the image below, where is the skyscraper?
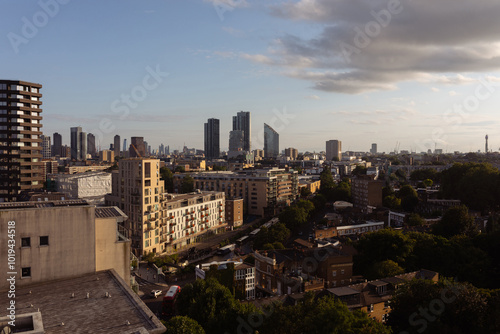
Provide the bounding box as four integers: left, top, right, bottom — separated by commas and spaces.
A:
41, 135, 51, 159
123, 138, 127, 155
204, 118, 220, 160
114, 134, 121, 158
0, 80, 44, 201
53, 132, 62, 157
79, 131, 87, 160
485, 134, 489, 153
264, 123, 279, 158
326, 140, 342, 161
232, 111, 251, 152
228, 130, 244, 158
130, 137, 146, 157
370, 143, 377, 155
87, 133, 96, 157
70, 126, 82, 160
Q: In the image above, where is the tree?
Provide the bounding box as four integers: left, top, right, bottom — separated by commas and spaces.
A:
160, 167, 174, 192
164, 316, 205, 334
367, 259, 404, 279
383, 194, 401, 209
279, 206, 308, 231
300, 187, 312, 198
296, 199, 315, 215
407, 213, 425, 227
398, 185, 419, 212
423, 178, 433, 188
180, 175, 195, 193
254, 223, 291, 250
352, 165, 367, 176
388, 279, 490, 334
410, 168, 439, 182
175, 165, 186, 173
433, 205, 478, 238
320, 168, 335, 192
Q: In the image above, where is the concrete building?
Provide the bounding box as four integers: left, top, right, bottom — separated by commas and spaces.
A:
225, 198, 244, 228
67, 165, 111, 174
233, 111, 251, 152
52, 132, 62, 157
41, 134, 51, 159
351, 175, 384, 211
228, 130, 244, 158
160, 191, 226, 254
370, 143, 377, 154
174, 168, 299, 216
70, 126, 83, 160
264, 123, 279, 158
105, 158, 164, 256
52, 171, 112, 205
326, 140, 342, 161
285, 147, 298, 160
99, 149, 115, 163
130, 136, 146, 158
114, 134, 121, 158
204, 118, 220, 160
87, 132, 96, 157
0, 269, 165, 334
0, 200, 131, 290
0, 80, 44, 202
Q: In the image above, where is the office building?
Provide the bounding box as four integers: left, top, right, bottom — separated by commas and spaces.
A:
370, 143, 377, 154
70, 126, 81, 160
80, 131, 87, 160
87, 132, 96, 157
264, 123, 279, 158
129, 136, 146, 157
233, 111, 251, 151
114, 134, 120, 158
285, 147, 298, 160
204, 118, 220, 160
326, 140, 342, 161
123, 138, 127, 154
228, 130, 244, 158
41, 134, 51, 159
52, 132, 62, 157
0, 80, 44, 202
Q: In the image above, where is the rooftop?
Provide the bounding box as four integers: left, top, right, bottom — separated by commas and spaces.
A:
0, 199, 89, 210
0, 270, 165, 334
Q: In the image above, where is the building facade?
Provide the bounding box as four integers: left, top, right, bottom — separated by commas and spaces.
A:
114, 134, 121, 158
233, 111, 251, 152
204, 118, 220, 160
225, 198, 243, 228
87, 132, 96, 157
0, 200, 131, 290
284, 147, 298, 160
41, 134, 51, 159
264, 123, 279, 158
130, 136, 146, 157
0, 80, 44, 202
52, 132, 62, 157
175, 168, 299, 216
326, 140, 342, 161
351, 174, 384, 211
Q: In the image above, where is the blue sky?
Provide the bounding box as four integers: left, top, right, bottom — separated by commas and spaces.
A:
2, 0, 500, 153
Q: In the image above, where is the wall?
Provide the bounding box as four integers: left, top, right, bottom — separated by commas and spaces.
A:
95, 217, 131, 284
0, 206, 95, 290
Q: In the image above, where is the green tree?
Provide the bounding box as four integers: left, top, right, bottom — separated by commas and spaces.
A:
352, 165, 367, 176
433, 205, 478, 238
410, 168, 439, 182
368, 259, 404, 279
320, 168, 335, 192
398, 185, 419, 212
180, 175, 195, 193
388, 279, 490, 334
279, 206, 308, 231
296, 199, 315, 215
160, 167, 174, 193
175, 165, 186, 173
300, 187, 312, 198
407, 213, 425, 227
383, 194, 401, 209
164, 316, 205, 334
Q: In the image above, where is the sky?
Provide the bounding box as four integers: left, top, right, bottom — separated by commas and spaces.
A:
2, 0, 500, 154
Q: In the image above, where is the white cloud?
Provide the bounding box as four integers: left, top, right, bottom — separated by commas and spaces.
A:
431, 87, 440, 92
203, 0, 248, 8
305, 95, 320, 100
243, 0, 500, 94
449, 90, 458, 96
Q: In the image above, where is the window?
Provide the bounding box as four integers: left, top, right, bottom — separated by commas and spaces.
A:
341, 269, 345, 275
369, 304, 374, 312
332, 270, 337, 277
21, 237, 30, 247
39, 236, 49, 246
21, 267, 31, 278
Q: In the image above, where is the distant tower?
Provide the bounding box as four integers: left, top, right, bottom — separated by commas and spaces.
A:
485, 134, 489, 153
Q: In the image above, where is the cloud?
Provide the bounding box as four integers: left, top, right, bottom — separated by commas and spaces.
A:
203, 0, 248, 8
305, 95, 320, 100
245, 0, 500, 94
222, 26, 245, 37
449, 90, 458, 96
431, 87, 440, 92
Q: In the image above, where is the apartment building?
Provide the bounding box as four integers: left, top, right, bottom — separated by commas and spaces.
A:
225, 198, 243, 228
351, 174, 384, 211
160, 191, 226, 254
0, 80, 44, 202
105, 158, 164, 256
0, 200, 131, 290
174, 168, 299, 216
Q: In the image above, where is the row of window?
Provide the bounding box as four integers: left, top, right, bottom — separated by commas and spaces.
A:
21, 236, 49, 247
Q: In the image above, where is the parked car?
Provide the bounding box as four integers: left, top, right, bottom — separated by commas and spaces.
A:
150, 289, 162, 298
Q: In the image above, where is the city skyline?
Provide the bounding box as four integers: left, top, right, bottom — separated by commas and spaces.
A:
2, 1, 500, 153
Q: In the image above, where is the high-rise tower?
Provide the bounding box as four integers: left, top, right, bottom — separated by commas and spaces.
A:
232, 111, 251, 152
0, 80, 44, 201
204, 118, 220, 160
485, 134, 489, 153
264, 123, 279, 158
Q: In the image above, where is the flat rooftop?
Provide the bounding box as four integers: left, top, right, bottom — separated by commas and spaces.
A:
0, 270, 165, 334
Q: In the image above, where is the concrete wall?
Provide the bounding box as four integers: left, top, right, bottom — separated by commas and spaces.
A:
95, 217, 131, 284
0, 206, 95, 291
